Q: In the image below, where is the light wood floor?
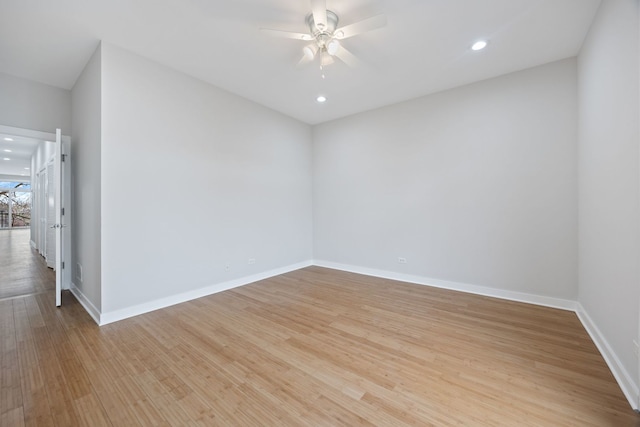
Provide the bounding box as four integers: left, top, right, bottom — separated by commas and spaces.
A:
0, 228, 54, 301
1, 266, 639, 426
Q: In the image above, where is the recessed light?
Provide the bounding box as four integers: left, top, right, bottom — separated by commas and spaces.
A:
3, 137, 13, 141
24, 167, 30, 170
316, 95, 327, 103
472, 40, 488, 51
3, 149, 11, 152
3, 158, 10, 161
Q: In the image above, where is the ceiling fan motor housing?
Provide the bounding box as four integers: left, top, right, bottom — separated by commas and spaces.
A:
306, 10, 339, 43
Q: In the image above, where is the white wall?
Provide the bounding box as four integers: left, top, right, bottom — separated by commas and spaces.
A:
71, 44, 102, 312
577, 0, 640, 402
99, 43, 313, 315
313, 58, 578, 300
0, 72, 71, 134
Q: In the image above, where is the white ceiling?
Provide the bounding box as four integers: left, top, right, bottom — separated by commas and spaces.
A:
0, 133, 40, 179
0, 0, 601, 125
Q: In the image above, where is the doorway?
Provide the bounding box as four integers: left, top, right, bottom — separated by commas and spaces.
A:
0, 125, 70, 303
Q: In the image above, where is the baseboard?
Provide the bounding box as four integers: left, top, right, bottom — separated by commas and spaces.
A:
98, 260, 314, 326
69, 282, 101, 325
312, 260, 577, 311
575, 303, 639, 410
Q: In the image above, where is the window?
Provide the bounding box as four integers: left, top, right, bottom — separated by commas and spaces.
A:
0, 181, 32, 229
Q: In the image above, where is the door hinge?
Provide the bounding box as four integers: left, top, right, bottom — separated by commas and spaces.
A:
61, 154, 67, 162
61, 207, 65, 216
62, 262, 65, 269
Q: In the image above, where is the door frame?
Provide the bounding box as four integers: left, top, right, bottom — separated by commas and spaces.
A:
0, 124, 72, 297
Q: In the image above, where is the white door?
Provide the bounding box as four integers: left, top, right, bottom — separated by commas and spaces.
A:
54, 129, 63, 307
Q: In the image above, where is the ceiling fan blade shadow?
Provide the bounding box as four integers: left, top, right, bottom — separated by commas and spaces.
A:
334, 45, 361, 68
310, 0, 328, 30
335, 14, 387, 39
260, 28, 312, 40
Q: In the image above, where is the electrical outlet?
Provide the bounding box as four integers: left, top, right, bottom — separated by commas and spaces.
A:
633, 340, 639, 357
248, 258, 256, 265
398, 257, 407, 264
76, 263, 83, 282
224, 263, 230, 271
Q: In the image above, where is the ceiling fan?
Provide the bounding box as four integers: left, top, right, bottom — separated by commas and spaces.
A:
260, 0, 387, 68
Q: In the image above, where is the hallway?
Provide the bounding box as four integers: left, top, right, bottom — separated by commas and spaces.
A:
0, 228, 54, 300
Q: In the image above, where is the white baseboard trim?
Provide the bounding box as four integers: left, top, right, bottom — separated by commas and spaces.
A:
312, 260, 577, 311
575, 303, 639, 410
98, 260, 313, 326
69, 282, 101, 325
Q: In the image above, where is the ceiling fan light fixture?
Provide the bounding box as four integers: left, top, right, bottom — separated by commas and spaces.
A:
320, 50, 334, 66
327, 39, 340, 55
303, 44, 318, 59
262, 4, 388, 70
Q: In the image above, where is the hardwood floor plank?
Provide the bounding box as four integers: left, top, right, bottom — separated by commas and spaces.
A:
71, 394, 112, 427
0, 406, 25, 427
0, 229, 54, 301
12, 299, 55, 427
2, 262, 639, 426
0, 300, 22, 421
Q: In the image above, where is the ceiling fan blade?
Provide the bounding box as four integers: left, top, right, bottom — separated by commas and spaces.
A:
260, 28, 313, 41
310, 0, 328, 31
333, 45, 361, 68
297, 54, 313, 68
334, 14, 387, 39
